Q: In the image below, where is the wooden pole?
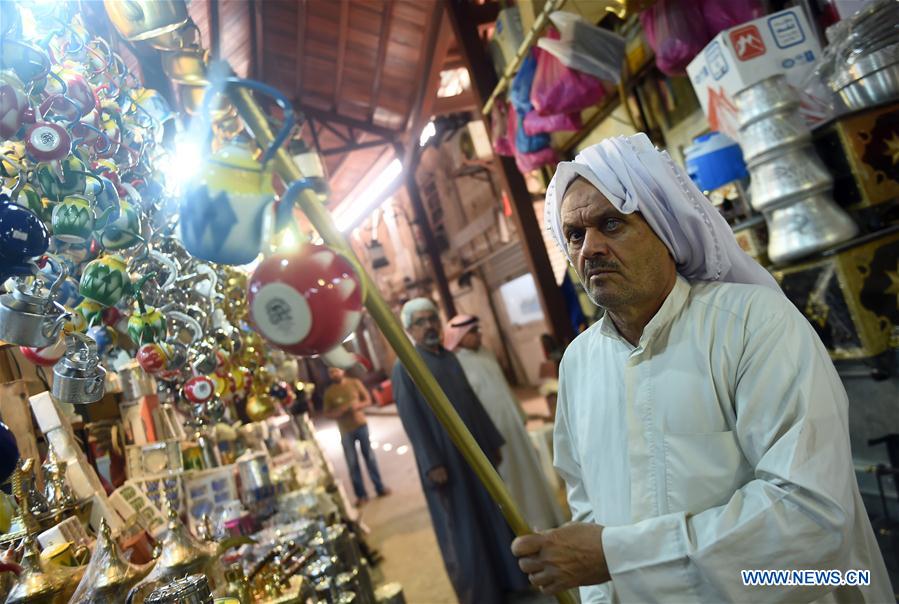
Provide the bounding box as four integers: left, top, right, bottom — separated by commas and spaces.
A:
228, 85, 575, 604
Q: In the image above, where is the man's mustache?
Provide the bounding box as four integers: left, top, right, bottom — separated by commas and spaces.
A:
584, 258, 620, 272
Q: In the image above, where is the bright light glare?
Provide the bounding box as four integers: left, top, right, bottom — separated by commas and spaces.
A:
396, 445, 409, 455
272, 227, 301, 254
334, 158, 403, 232
382, 443, 393, 452
164, 139, 203, 193
419, 121, 436, 147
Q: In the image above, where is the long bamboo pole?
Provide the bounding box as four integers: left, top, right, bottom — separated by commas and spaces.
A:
229, 87, 576, 604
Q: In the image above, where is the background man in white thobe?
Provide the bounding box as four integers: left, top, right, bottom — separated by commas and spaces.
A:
445, 314, 565, 531
510, 133, 893, 603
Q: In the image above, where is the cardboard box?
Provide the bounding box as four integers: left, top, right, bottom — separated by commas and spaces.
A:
687, 8, 822, 139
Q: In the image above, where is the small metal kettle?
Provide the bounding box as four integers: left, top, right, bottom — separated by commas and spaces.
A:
0, 259, 69, 348
52, 332, 107, 404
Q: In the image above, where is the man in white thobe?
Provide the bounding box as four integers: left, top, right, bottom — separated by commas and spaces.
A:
510, 133, 893, 603
445, 314, 565, 531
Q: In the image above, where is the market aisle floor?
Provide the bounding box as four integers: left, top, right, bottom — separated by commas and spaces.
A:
313, 389, 558, 604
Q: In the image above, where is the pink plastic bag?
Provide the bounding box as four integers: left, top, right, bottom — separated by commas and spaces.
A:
702, 0, 764, 35
491, 99, 515, 157
530, 30, 607, 116
523, 110, 582, 135
504, 109, 558, 173
515, 146, 558, 174
640, 0, 711, 76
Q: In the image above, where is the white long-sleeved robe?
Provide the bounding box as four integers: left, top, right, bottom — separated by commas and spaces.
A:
455, 347, 566, 530
554, 276, 892, 603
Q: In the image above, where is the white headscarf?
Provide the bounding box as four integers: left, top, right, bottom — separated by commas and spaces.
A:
444, 315, 478, 351
545, 133, 780, 292
400, 298, 439, 329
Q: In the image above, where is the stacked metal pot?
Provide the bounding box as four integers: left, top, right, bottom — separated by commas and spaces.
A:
829, 0, 899, 110
736, 75, 858, 263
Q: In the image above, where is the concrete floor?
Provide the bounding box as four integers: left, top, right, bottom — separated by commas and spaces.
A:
313, 390, 559, 604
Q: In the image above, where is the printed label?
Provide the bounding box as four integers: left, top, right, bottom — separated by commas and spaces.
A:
251, 282, 311, 346
729, 24, 766, 61
768, 12, 805, 49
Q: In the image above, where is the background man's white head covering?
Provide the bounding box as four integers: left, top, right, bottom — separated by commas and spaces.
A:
401, 297, 439, 329
545, 133, 780, 293
444, 315, 478, 351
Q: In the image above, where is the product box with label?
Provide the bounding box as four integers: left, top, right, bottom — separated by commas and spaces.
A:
687, 8, 822, 138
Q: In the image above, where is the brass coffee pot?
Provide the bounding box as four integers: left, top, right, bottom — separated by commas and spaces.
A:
69, 518, 151, 603
4, 536, 65, 604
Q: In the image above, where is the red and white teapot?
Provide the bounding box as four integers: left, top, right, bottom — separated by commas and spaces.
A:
247, 244, 364, 366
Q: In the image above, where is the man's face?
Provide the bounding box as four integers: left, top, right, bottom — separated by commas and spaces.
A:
328, 367, 344, 381
409, 310, 442, 348
560, 178, 676, 311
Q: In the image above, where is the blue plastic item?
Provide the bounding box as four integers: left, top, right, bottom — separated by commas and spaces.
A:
684, 131, 748, 192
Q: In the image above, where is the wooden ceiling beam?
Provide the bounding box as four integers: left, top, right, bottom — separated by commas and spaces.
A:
333, 0, 349, 111
431, 90, 478, 116
318, 119, 353, 145
367, 0, 395, 122
321, 138, 391, 156
250, 0, 264, 80
401, 6, 454, 167
208, 0, 220, 60
297, 104, 400, 140
295, 0, 306, 102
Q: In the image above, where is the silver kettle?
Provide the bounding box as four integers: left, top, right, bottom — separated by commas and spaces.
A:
52, 331, 107, 404
0, 259, 70, 347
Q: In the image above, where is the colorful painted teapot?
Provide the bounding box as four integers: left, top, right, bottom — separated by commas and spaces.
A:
78, 254, 130, 307
0, 193, 49, 281
247, 244, 364, 360
127, 304, 166, 346
0, 71, 35, 139
51, 193, 96, 243
179, 78, 299, 265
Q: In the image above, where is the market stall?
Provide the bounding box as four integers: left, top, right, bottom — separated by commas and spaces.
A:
0, 1, 428, 602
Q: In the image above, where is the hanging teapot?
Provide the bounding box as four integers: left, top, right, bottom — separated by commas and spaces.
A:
51, 331, 107, 404
12, 183, 50, 222
179, 77, 301, 265
96, 197, 143, 250
0, 71, 35, 139
78, 253, 130, 307
0, 258, 69, 348
103, 0, 190, 43
0, 192, 49, 281
34, 153, 89, 201
247, 245, 364, 357
51, 194, 96, 243
127, 294, 166, 346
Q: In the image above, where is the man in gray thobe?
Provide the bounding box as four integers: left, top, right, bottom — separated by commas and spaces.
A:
392, 298, 528, 604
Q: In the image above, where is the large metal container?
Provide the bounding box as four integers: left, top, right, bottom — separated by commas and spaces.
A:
832, 43, 899, 110
766, 193, 859, 263
738, 113, 811, 165
737, 77, 859, 263
747, 145, 833, 212
734, 75, 800, 128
